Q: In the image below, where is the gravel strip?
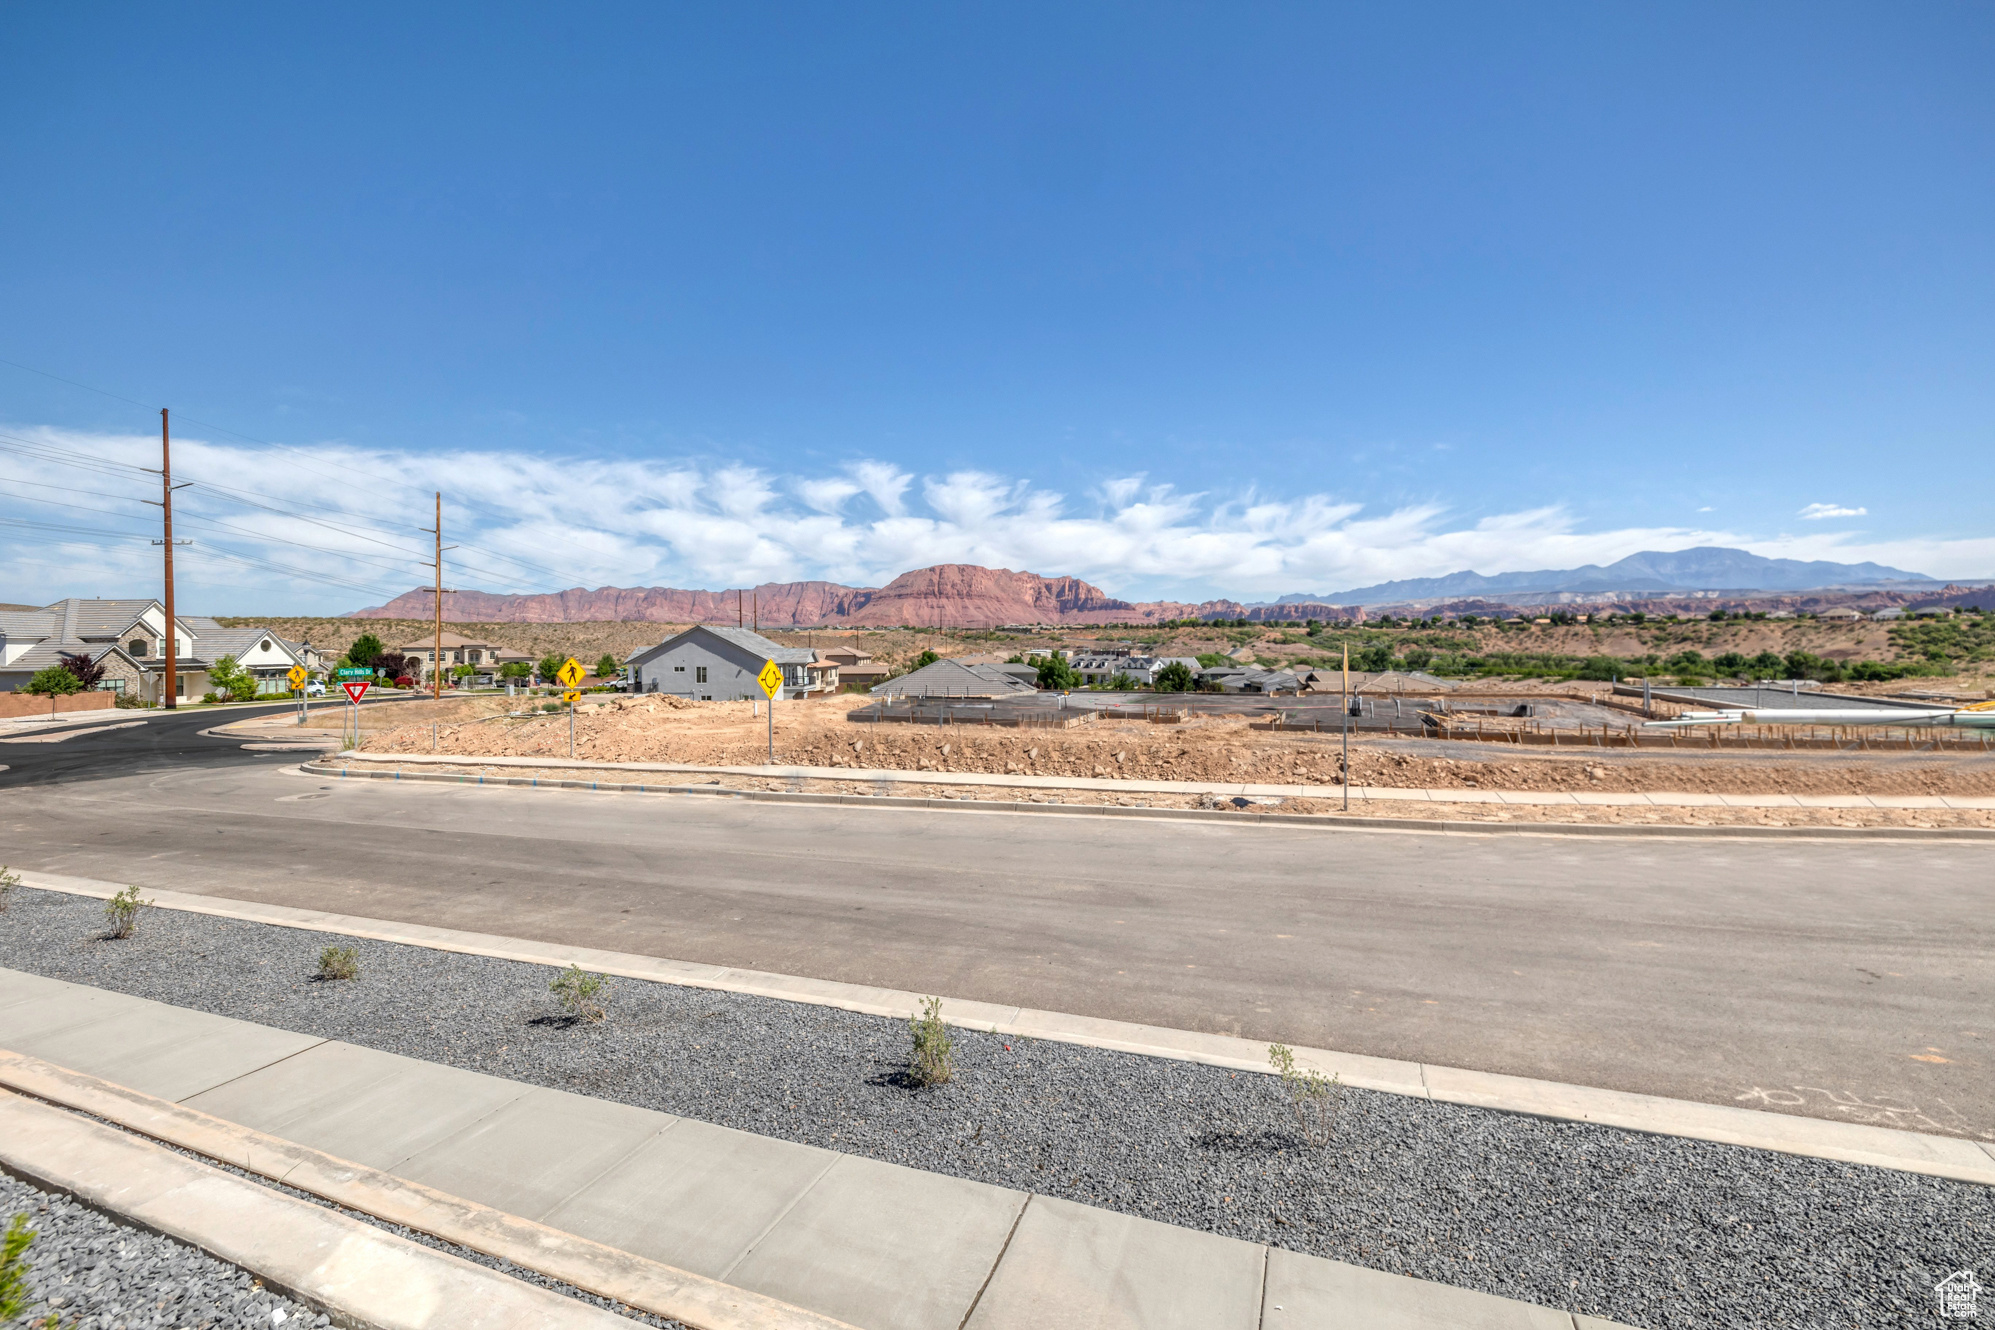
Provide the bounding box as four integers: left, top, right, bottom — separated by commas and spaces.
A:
2, 886, 1989, 1329
0, 1171, 322, 1329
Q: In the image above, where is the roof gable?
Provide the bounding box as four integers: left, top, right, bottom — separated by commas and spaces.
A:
628, 624, 813, 669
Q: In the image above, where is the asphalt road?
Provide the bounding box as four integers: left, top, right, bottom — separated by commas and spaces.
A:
0, 726, 1986, 1141
0, 698, 394, 788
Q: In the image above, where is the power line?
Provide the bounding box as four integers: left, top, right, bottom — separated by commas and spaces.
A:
0, 356, 641, 593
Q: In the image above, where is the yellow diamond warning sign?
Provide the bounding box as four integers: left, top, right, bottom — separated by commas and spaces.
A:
286, 666, 307, 689
555, 657, 585, 688
756, 660, 783, 699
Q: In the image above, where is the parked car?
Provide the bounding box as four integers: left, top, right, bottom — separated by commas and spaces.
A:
304, 679, 326, 697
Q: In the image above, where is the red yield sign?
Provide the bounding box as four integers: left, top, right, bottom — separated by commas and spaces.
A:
342, 681, 370, 704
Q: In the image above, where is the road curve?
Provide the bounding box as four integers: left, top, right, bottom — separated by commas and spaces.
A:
0, 738, 1985, 1141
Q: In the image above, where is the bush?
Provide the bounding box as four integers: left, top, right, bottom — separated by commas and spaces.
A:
57, 650, 106, 690
0, 1212, 38, 1321
0, 866, 17, 913
316, 945, 361, 981
912, 649, 941, 670
1153, 662, 1196, 692
550, 964, 608, 1021
22, 665, 82, 696
1268, 1042, 1340, 1148
907, 996, 953, 1086
595, 654, 619, 678
104, 884, 150, 939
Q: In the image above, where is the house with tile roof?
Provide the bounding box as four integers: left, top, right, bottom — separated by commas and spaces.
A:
0, 599, 312, 700
626, 625, 829, 700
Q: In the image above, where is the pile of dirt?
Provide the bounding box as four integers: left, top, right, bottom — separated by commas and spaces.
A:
356, 693, 1995, 797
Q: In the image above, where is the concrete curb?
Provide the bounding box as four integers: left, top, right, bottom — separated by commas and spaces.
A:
0, 1050, 860, 1330
0, 1087, 640, 1329
16, 870, 1994, 1186
297, 759, 1995, 842
321, 747, 1995, 811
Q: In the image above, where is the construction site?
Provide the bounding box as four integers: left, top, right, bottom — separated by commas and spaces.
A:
248, 675, 1993, 830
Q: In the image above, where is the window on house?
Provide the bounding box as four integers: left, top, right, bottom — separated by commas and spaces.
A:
259, 639, 272, 652
128, 639, 148, 657
695, 666, 708, 683
674, 664, 685, 672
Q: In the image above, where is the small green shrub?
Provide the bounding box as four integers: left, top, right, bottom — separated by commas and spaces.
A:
908, 996, 954, 1087
1268, 1043, 1341, 1148
550, 964, 608, 1021
103, 884, 151, 939
21, 666, 81, 696
0, 1212, 37, 1321
0, 866, 18, 914
316, 945, 361, 981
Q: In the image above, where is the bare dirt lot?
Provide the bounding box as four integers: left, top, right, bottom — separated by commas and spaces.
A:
337, 692, 1995, 803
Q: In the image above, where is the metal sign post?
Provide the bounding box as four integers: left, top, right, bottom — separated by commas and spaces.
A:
554, 659, 585, 760
756, 660, 783, 762
1341, 642, 1351, 812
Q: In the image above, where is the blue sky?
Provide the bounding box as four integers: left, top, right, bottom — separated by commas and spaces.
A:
3, 3, 1991, 613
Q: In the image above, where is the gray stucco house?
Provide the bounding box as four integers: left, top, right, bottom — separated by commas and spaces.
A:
625, 626, 819, 701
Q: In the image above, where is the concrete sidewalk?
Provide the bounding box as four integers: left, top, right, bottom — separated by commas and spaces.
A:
0, 965, 1627, 1330
325, 749, 1995, 811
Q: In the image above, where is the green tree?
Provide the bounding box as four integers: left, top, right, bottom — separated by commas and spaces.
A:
536, 653, 565, 683
595, 653, 619, 678
347, 634, 384, 667
499, 661, 531, 680
1153, 661, 1196, 692
208, 654, 257, 701
1034, 655, 1079, 690
912, 649, 941, 669
22, 665, 82, 696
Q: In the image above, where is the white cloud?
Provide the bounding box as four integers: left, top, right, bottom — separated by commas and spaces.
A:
1799, 503, 1868, 520
2, 424, 1989, 615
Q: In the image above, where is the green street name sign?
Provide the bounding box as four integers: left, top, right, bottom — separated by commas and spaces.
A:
334, 667, 373, 679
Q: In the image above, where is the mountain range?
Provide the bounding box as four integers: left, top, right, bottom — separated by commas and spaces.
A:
347, 547, 1965, 626
1279, 547, 1935, 606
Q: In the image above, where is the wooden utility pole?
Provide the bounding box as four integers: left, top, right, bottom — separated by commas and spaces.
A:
422, 493, 454, 699
143, 409, 190, 708
161, 409, 177, 708
433, 493, 443, 700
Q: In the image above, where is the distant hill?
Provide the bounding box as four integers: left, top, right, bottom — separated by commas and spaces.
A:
1279, 547, 1937, 606
349, 548, 1957, 626
350, 564, 1227, 627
